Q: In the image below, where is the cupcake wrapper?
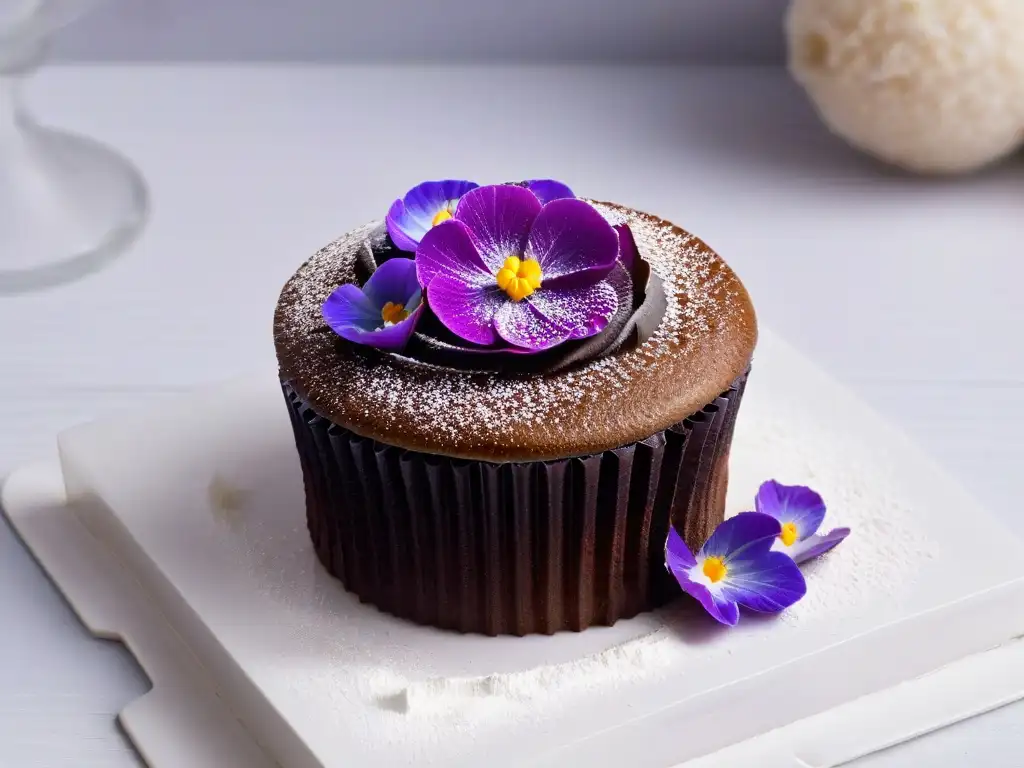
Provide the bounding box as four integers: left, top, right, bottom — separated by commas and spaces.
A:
282, 372, 749, 636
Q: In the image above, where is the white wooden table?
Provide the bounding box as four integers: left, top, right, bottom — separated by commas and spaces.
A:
1, 64, 1021, 767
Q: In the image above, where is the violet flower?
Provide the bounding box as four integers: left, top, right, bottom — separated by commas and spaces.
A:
525, 179, 574, 204
415, 184, 620, 351
322, 258, 423, 351
755, 480, 851, 564
665, 513, 807, 626
386, 180, 479, 251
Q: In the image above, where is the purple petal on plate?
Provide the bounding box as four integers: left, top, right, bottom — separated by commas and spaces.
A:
718, 550, 807, 613
526, 179, 575, 205
330, 303, 424, 351
669, 570, 740, 626
362, 257, 421, 309
788, 527, 851, 564
416, 220, 494, 288
527, 280, 618, 341
427, 274, 505, 347
386, 198, 423, 252
615, 223, 640, 272
493, 299, 573, 351
755, 480, 828, 540
525, 198, 619, 285
454, 184, 542, 272
322, 284, 381, 334
665, 526, 696, 570
701, 512, 782, 561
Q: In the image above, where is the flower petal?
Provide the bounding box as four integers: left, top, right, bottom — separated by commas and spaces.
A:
362, 257, 421, 309
755, 480, 827, 541
322, 284, 380, 333
525, 198, 619, 285
493, 300, 573, 351
386, 198, 423, 252
718, 551, 807, 613
673, 573, 740, 626
427, 274, 504, 347
416, 220, 493, 288
526, 179, 575, 205
665, 526, 696, 570
787, 527, 851, 564
701, 512, 782, 561
325, 301, 423, 352
388, 180, 479, 251
527, 280, 618, 341
454, 184, 542, 272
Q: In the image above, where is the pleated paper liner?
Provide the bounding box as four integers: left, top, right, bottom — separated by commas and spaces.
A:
282, 372, 749, 636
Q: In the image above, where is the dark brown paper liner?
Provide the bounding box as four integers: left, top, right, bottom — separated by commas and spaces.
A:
282, 372, 749, 636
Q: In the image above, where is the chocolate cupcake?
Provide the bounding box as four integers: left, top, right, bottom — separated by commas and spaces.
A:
274, 180, 756, 636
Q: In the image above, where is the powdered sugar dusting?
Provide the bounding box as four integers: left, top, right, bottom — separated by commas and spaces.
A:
726, 407, 941, 624
273, 202, 751, 459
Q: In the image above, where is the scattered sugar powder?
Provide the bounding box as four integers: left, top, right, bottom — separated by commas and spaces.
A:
373, 630, 680, 717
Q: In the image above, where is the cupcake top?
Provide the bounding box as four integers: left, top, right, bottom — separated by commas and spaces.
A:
274, 181, 756, 462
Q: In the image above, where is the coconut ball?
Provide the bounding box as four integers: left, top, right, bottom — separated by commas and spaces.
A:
787, 0, 1024, 174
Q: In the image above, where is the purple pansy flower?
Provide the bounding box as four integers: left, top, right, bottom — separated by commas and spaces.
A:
386, 180, 479, 251
415, 184, 620, 351
322, 258, 423, 351
525, 179, 574, 205
755, 480, 851, 564
665, 513, 807, 626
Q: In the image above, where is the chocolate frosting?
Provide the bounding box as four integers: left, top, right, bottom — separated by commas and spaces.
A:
274, 201, 757, 462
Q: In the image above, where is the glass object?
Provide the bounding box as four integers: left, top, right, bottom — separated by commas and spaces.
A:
0, 0, 148, 295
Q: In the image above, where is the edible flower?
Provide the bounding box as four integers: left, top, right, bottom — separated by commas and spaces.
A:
321, 257, 423, 351
386, 179, 479, 251
665, 513, 807, 626
415, 184, 620, 351
755, 480, 851, 564
524, 179, 575, 204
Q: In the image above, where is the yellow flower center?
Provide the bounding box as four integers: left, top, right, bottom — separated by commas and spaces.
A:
780, 522, 798, 547
431, 208, 453, 227
495, 256, 543, 301
381, 301, 409, 325
702, 556, 728, 584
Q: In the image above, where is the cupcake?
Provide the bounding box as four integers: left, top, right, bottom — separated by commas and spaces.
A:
274, 180, 756, 636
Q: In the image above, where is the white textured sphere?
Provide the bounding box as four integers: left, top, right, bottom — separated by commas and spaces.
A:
787, 0, 1024, 174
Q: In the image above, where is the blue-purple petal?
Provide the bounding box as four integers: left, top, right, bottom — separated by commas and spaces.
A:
718, 550, 807, 613
387, 180, 479, 251
427, 274, 504, 347
454, 184, 542, 273
671, 571, 740, 626
700, 512, 781, 561
325, 301, 423, 352
386, 198, 422, 252
665, 527, 696, 570
525, 198, 619, 285
362, 257, 421, 309
615, 223, 640, 272
788, 527, 851, 564
526, 179, 575, 205
416, 220, 493, 288
493, 299, 573, 351
322, 284, 381, 333
755, 480, 828, 541
527, 280, 618, 341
